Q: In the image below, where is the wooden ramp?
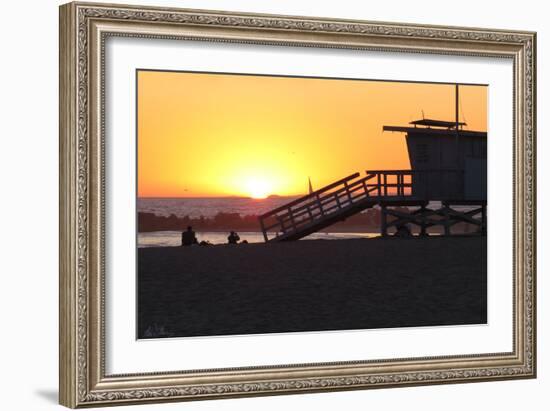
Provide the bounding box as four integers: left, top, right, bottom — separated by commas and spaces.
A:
258, 171, 414, 242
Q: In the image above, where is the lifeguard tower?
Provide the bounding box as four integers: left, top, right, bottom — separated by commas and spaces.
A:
259, 85, 487, 241
383, 118, 487, 201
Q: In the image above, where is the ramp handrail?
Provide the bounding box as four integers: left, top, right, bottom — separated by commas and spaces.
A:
258, 172, 360, 219
258, 169, 465, 242
259, 172, 376, 242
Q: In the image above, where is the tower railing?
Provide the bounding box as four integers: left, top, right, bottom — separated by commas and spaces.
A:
258, 169, 465, 242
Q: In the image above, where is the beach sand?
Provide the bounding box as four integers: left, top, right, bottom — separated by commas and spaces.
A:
138, 236, 487, 338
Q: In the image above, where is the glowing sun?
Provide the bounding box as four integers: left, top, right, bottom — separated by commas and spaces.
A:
245, 177, 272, 199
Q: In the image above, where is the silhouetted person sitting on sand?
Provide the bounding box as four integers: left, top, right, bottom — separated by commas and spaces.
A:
227, 231, 240, 244
395, 223, 412, 238
181, 226, 198, 246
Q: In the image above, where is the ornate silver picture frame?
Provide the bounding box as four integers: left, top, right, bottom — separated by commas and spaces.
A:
59, 1, 536, 408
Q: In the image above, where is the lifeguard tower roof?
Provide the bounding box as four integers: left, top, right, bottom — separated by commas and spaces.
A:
383, 120, 486, 138
409, 118, 466, 128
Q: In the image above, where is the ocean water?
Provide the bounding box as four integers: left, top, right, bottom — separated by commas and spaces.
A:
137, 197, 455, 218
138, 197, 299, 218
138, 230, 378, 248
137, 197, 378, 246
136, 197, 470, 247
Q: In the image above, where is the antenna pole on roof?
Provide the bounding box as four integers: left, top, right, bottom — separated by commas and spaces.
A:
455, 83, 460, 169
455, 84, 460, 130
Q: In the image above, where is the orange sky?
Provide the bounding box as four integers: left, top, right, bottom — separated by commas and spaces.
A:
137, 70, 487, 198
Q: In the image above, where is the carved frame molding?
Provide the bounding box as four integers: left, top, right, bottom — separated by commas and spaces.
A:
59, 2, 536, 408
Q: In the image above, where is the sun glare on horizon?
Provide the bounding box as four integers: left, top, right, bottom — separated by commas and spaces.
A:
244, 177, 272, 199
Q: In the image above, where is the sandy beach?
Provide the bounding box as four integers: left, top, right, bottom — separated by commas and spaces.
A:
138, 236, 486, 338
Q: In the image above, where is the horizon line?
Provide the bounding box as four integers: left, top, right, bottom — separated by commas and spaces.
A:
137, 195, 300, 199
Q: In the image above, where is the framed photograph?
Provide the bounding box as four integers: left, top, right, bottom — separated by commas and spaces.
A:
59, 2, 536, 408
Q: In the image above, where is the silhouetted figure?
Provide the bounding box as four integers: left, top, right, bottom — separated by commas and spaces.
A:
227, 231, 240, 244
395, 223, 412, 238
181, 226, 198, 246
199, 240, 212, 246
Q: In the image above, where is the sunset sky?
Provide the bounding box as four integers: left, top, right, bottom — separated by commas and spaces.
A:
137, 70, 487, 199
